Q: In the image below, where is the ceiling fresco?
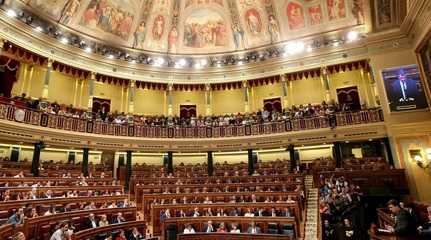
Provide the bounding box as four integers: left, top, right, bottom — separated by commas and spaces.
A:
7, 0, 367, 54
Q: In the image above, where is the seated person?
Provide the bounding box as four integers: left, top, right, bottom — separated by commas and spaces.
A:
230, 223, 241, 233
112, 212, 126, 224
7, 208, 24, 225
217, 222, 227, 233
98, 214, 109, 227
183, 224, 196, 234
85, 213, 98, 229
203, 220, 215, 232
115, 230, 126, 240
418, 210, 431, 238
247, 222, 261, 234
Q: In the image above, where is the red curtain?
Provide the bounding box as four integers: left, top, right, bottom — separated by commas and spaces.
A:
263, 97, 282, 112
0, 56, 20, 98
180, 105, 196, 118
336, 86, 361, 110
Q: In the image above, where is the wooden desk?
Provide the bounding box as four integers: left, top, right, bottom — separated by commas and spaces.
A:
151, 202, 301, 236
71, 220, 146, 240
142, 191, 303, 220
135, 182, 299, 209
24, 207, 137, 239
177, 233, 292, 240
162, 217, 297, 240
0, 195, 129, 211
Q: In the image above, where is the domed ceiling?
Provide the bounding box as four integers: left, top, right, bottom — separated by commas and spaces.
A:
13, 0, 366, 55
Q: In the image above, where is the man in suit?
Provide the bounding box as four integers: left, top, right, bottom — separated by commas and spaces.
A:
247, 222, 262, 234
85, 213, 98, 229
112, 212, 126, 224
386, 199, 416, 239
203, 220, 215, 233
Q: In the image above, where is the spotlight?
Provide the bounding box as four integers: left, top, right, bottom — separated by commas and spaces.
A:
130, 59, 137, 64
60, 37, 69, 44
154, 57, 165, 66
34, 26, 43, 32
333, 41, 340, 47
194, 63, 202, 69
306, 46, 313, 53
178, 58, 187, 67
84, 47, 92, 53
284, 41, 305, 55
347, 31, 359, 42
200, 59, 208, 66
6, 9, 17, 18
237, 61, 243, 66
107, 54, 114, 59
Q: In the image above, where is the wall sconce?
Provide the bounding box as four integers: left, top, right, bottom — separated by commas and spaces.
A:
410, 149, 430, 168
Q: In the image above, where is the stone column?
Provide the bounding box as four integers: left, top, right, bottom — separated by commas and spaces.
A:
205, 84, 212, 116
367, 61, 381, 106
82, 148, 89, 177
41, 59, 53, 99
281, 74, 289, 108
25, 65, 34, 97
321, 67, 331, 102
31, 142, 44, 177
125, 150, 133, 191
128, 80, 136, 114
207, 151, 214, 176
87, 72, 96, 111
247, 149, 254, 175
243, 81, 251, 113
288, 145, 296, 172
166, 83, 173, 116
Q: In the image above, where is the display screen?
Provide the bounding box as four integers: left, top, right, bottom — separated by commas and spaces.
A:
382, 64, 428, 112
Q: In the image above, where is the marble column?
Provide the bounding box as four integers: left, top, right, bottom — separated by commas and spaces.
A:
166, 83, 173, 116
128, 80, 136, 114
281, 74, 289, 108
321, 67, 331, 102
87, 72, 96, 111
41, 59, 53, 99
243, 81, 251, 113
205, 83, 212, 116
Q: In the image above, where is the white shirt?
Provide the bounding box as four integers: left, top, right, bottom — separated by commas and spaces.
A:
230, 229, 240, 233
183, 228, 195, 234
50, 229, 63, 240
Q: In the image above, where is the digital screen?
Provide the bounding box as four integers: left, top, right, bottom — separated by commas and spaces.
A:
382, 64, 428, 112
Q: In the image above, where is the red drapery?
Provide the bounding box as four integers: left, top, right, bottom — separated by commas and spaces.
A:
0, 56, 20, 98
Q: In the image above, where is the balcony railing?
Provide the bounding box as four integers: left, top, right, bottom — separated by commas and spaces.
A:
0, 103, 384, 139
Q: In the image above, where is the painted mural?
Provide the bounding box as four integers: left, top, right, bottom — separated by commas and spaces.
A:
80, 0, 135, 40
183, 10, 227, 48
11, 0, 371, 54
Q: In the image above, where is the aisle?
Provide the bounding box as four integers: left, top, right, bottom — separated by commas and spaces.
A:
304, 175, 319, 240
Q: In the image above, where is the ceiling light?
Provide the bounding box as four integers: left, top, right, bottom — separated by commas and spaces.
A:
178, 58, 187, 67
35, 26, 43, 32
333, 41, 340, 47
84, 47, 92, 53
107, 54, 114, 59
200, 59, 208, 66
216, 63, 222, 68
131, 59, 137, 64
60, 37, 69, 44
237, 61, 243, 66
306, 46, 313, 53
284, 41, 305, 55
194, 63, 202, 69
347, 31, 359, 41
6, 9, 17, 18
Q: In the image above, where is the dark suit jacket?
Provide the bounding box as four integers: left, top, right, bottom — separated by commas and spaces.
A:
85, 218, 98, 229
395, 209, 417, 237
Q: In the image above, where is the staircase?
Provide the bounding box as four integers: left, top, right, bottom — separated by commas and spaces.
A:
304, 175, 319, 240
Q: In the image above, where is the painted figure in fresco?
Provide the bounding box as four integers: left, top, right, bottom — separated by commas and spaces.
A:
183, 11, 227, 48
377, 0, 392, 25
309, 5, 323, 26
168, 26, 178, 53
60, 0, 81, 25
152, 15, 165, 40
287, 2, 305, 30
80, 0, 134, 40
352, 0, 365, 24
133, 21, 146, 49
245, 9, 262, 34
268, 15, 280, 43
327, 0, 346, 21
232, 23, 245, 49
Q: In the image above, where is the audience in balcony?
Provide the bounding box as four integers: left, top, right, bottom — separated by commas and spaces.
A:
6, 94, 377, 128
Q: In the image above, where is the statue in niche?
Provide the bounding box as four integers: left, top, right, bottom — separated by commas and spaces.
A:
133, 21, 146, 49
268, 14, 280, 43
152, 15, 165, 40
232, 23, 245, 49
168, 26, 178, 53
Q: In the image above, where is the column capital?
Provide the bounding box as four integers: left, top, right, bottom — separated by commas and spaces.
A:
130, 80, 136, 88
205, 83, 211, 91
47, 59, 54, 67
167, 83, 174, 91
242, 80, 248, 88
90, 72, 96, 80
280, 74, 286, 82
